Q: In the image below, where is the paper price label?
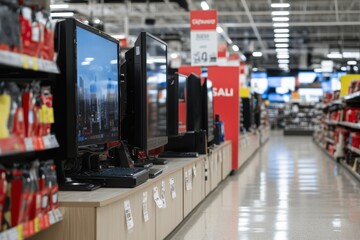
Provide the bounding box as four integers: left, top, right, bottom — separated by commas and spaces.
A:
169, 178, 176, 199
153, 187, 163, 209
161, 181, 167, 208
48, 211, 56, 225
34, 217, 40, 232
187, 169, 193, 190
191, 31, 218, 66
54, 208, 63, 221
142, 192, 149, 222
24, 138, 34, 151
124, 200, 134, 230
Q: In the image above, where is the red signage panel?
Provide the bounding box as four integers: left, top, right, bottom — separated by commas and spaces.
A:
190, 10, 218, 31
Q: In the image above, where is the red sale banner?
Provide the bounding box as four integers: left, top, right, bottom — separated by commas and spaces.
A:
190, 10, 217, 31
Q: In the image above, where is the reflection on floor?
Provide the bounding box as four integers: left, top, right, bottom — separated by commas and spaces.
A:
169, 131, 360, 240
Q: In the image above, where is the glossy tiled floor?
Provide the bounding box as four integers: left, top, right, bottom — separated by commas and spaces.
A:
169, 131, 360, 240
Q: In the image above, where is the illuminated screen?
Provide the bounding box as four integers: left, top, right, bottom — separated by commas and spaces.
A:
178, 74, 187, 134
76, 26, 119, 146
146, 35, 167, 140
251, 72, 268, 94
268, 76, 295, 91
298, 72, 318, 84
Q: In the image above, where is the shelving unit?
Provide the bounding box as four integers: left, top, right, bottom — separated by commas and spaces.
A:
347, 145, 360, 155
0, 50, 59, 74
0, 209, 63, 240
283, 102, 316, 135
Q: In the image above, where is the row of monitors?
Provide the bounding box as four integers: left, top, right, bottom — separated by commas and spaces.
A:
53, 18, 214, 161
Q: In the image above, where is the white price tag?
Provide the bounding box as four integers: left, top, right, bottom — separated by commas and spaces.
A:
24, 138, 34, 151
169, 178, 176, 199
124, 200, 134, 230
161, 181, 167, 208
142, 192, 149, 222
7, 227, 18, 240
153, 187, 163, 209
187, 169, 193, 190
184, 171, 189, 191
191, 31, 218, 66
42, 135, 52, 149
49, 135, 59, 148
54, 208, 63, 221
193, 165, 197, 177
48, 210, 56, 225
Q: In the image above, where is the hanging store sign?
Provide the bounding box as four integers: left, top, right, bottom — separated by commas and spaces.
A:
190, 10, 218, 66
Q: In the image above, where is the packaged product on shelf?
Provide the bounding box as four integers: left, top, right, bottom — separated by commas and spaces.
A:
0, 2, 21, 52
0, 166, 6, 231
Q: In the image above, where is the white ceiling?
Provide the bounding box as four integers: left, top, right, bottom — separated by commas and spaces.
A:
51, 0, 360, 70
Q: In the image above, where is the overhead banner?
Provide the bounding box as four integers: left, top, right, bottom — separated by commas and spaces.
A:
190, 10, 218, 66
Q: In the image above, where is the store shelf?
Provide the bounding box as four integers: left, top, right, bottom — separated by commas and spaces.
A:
325, 137, 335, 144
324, 119, 339, 126
347, 145, 360, 155
339, 160, 360, 182
0, 208, 63, 240
339, 121, 360, 130
0, 50, 59, 74
0, 135, 59, 157
344, 91, 360, 102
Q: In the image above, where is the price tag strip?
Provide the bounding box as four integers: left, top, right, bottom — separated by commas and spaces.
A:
142, 192, 149, 222
124, 200, 134, 230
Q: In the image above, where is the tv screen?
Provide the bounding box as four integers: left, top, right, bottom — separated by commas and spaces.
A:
146, 35, 167, 143
76, 25, 119, 146
178, 74, 187, 134
251, 72, 268, 94
205, 79, 214, 142
186, 73, 202, 132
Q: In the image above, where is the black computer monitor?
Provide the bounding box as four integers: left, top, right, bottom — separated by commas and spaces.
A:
55, 18, 120, 161
122, 32, 168, 152
202, 78, 215, 143
186, 73, 202, 132
167, 73, 187, 137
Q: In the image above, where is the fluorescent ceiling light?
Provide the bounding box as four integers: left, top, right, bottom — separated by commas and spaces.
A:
201, 1, 210, 10
271, 11, 290, 16
327, 52, 342, 59
278, 59, 290, 64
252, 68, 258, 72
314, 68, 322, 72
342, 52, 360, 59
170, 53, 179, 59
232, 45, 239, 52
276, 48, 289, 52
271, 3, 290, 8
274, 29, 289, 33
50, 4, 69, 9
274, 33, 290, 38
216, 26, 223, 33
341, 66, 347, 71
272, 17, 289, 22
111, 35, 125, 39
252, 52, 263, 57
277, 54, 290, 59
275, 43, 289, 48
348, 60, 357, 65
354, 66, 359, 71
279, 63, 289, 67
50, 12, 74, 17
274, 38, 289, 43
273, 23, 289, 27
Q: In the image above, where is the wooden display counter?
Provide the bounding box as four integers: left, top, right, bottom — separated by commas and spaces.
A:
238, 132, 260, 169
28, 141, 232, 240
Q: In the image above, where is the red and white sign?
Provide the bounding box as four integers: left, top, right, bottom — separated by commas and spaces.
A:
190, 10, 217, 31
190, 10, 218, 66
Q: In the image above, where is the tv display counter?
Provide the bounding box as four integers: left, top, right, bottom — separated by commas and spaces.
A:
238, 132, 260, 169
28, 141, 232, 240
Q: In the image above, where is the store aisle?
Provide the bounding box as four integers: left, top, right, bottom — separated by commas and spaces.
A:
169, 131, 360, 240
